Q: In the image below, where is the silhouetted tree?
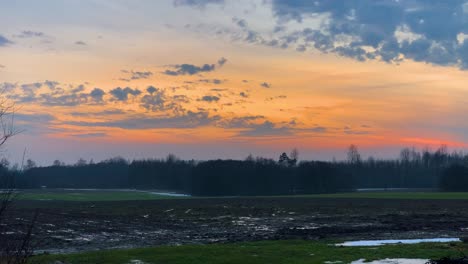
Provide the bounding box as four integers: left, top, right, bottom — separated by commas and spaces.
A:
278, 152, 290, 166
23, 159, 36, 171
347, 144, 361, 164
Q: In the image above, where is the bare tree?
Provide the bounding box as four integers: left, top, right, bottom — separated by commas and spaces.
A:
347, 144, 362, 164
0, 95, 36, 263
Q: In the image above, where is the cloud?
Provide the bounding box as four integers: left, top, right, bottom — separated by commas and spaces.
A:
343, 126, 371, 135
238, 121, 292, 137
197, 79, 224, 84
0, 82, 17, 93
260, 82, 271, 88
109, 87, 142, 101
65, 111, 221, 130
163, 57, 227, 76
120, 70, 153, 81
43, 80, 59, 90
164, 64, 215, 76
75, 41, 87, 45
15, 30, 45, 38
14, 113, 56, 134
6, 81, 108, 107
310, 126, 327, 133
130, 71, 152, 80
70, 109, 125, 117
0, 35, 13, 46
146, 86, 157, 94
71, 133, 107, 138
221, 115, 265, 129
40, 93, 89, 106
266, 95, 286, 101
89, 88, 105, 102
239, 92, 248, 98
140, 88, 166, 111
268, 0, 468, 69
200, 95, 220, 102
173, 0, 224, 8
217, 57, 227, 66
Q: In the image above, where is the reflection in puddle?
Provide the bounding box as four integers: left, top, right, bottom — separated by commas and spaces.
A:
350, 259, 428, 264
336, 237, 460, 246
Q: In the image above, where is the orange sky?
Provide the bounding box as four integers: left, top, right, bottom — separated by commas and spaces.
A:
1, 1, 468, 164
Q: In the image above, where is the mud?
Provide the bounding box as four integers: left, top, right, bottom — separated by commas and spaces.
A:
6, 197, 468, 253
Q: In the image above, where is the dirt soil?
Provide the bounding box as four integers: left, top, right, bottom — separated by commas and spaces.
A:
6, 197, 468, 253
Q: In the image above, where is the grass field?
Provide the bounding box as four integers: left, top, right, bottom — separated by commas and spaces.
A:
16, 189, 183, 201
306, 191, 468, 200
29, 240, 467, 264
15, 189, 468, 201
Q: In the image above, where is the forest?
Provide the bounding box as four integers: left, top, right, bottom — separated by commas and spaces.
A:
2, 145, 468, 196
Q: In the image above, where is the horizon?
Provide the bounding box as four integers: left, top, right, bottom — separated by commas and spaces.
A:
2, 0, 468, 165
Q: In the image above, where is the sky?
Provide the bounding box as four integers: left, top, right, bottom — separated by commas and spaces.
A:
1, 0, 468, 165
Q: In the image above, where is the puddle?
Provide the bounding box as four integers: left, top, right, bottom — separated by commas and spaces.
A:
350, 259, 428, 264
129, 260, 147, 264
147, 191, 190, 197
337, 238, 460, 246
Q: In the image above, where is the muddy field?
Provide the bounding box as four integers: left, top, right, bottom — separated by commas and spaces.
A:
6, 197, 468, 253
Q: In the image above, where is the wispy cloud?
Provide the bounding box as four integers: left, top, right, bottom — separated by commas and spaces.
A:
163, 58, 227, 76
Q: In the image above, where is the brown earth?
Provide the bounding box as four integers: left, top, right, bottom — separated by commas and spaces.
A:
5, 197, 468, 253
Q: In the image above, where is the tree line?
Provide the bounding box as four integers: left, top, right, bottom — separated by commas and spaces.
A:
2, 145, 468, 195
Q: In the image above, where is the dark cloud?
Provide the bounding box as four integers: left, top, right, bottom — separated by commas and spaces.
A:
164, 64, 215, 76
163, 57, 227, 76
221, 115, 265, 128
310, 126, 327, 133
109, 87, 142, 101
89, 88, 105, 102
0, 35, 12, 46
260, 82, 271, 88
200, 95, 220, 102
217, 57, 227, 66
121, 70, 153, 81
140, 90, 166, 111
173, 0, 224, 8
238, 121, 292, 137
65, 111, 221, 130
7, 81, 107, 106
266, 95, 286, 101
146, 86, 157, 94
269, 0, 468, 69
40, 93, 89, 107
15, 30, 45, 38
239, 92, 248, 98
70, 109, 125, 117
15, 113, 56, 134
130, 71, 152, 80
71, 133, 107, 138
43, 80, 59, 90
343, 126, 371, 135
71, 84, 85, 93
198, 79, 224, 84
0, 82, 17, 93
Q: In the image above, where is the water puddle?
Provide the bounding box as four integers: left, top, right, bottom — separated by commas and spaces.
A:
350, 259, 428, 264
337, 237, 460, 246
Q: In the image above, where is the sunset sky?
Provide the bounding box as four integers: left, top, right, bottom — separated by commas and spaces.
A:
2, 0, 468, 165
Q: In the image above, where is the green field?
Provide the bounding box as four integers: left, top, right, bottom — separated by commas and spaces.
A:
15, 189, 468, 202
16, 189, 183, 201
305, 191, 468, 200
29, 240, 467, 264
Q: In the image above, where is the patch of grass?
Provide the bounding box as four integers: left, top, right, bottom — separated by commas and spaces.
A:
29, 240, 468, 264
17, 190, 180, 201
303, 192, 468, 200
